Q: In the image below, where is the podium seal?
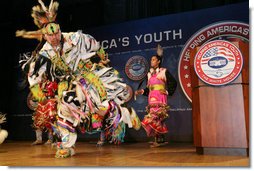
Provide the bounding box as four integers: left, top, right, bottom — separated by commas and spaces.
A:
194, 40, 243, 86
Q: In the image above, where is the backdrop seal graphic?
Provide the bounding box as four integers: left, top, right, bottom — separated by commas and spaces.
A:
178, 21, 249, 102
125, 55, 149, 81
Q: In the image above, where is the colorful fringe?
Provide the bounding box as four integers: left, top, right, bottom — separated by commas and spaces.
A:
142, 103, 169, 137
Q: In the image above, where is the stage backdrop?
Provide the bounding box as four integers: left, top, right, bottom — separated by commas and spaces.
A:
9, 2, 248, 142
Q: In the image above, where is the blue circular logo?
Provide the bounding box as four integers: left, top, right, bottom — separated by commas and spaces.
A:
125, 55, 149, 81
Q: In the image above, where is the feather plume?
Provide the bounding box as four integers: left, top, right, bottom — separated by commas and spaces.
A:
16, 30, 42, 40
49, 0, 54, 12
31, 0, 59, 28
38, 0, 48, 12
16, 1, 59, 40
156, 44, 163, 57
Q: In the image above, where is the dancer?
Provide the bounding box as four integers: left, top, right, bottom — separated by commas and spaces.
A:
135, 45, 177, 147
17, 0, 139, 158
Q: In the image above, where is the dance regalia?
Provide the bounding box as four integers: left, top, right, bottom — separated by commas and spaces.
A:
141, 68, 176, 137
27, 31, 139, 158
17, 0, 140, 158
31, 81, 58, 131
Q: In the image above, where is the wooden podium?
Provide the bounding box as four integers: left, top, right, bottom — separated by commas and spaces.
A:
190, 39, 249, 156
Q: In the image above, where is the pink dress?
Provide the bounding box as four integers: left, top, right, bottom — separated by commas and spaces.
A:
141, 68, 169, 136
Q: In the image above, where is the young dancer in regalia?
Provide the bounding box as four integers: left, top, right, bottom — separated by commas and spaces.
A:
135, 45, 177, 147
16, 0, 140, 158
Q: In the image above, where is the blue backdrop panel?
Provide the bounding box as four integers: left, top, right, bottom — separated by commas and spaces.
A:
9, 2, 248, 142
85, 2, 248, 142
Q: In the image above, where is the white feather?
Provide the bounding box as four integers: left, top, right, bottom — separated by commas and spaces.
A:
38, 0, 48, 12
157, 44, 163, 57
49, 0, 54, 12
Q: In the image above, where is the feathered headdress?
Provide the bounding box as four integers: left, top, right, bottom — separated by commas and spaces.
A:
16, 0, 60, 40
155, 44, 164, 67
32, 0, 59, 28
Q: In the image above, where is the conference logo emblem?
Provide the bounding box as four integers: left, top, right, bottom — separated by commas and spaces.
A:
194, 40, 243, 86
178, 21, 249, 102
125, 55, 149, 81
